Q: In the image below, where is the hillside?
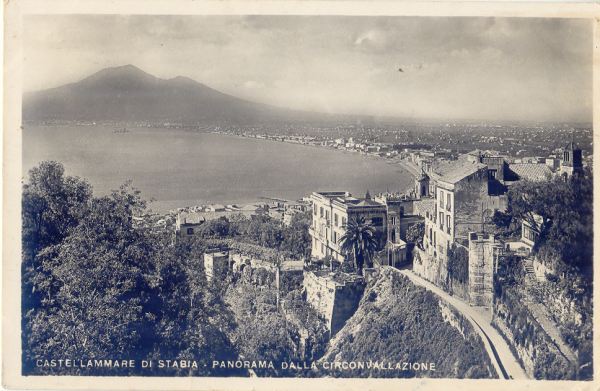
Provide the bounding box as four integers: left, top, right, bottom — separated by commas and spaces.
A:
22, 65, 323, 124
317, 268, 497, 379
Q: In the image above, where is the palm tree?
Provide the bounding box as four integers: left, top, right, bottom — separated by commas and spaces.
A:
338, 216, 378, 276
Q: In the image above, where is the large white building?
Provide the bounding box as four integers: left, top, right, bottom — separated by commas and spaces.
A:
308, 191, 422, 267
309, 191, 387, 262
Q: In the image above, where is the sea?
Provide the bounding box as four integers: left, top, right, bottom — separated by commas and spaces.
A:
23, 125, 414, 212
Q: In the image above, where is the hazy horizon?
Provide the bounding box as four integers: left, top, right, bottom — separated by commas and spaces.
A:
24, 15, 593, 123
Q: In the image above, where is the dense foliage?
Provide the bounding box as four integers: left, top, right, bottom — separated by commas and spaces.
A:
188, 212, 312, 259
506, 172, 593, 277
22, 161, 243, 376
493, 254, 592, 380
405, 222, 425, 249
493, 284, 576, 380
446, 244, 469, 298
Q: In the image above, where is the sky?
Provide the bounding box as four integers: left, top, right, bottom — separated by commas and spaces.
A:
23, 15, 593, 122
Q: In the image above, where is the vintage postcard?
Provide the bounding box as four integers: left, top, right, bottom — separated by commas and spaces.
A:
3, 1, 599, 390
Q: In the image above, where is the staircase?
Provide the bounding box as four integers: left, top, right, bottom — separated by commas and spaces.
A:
523, 258, 535, 276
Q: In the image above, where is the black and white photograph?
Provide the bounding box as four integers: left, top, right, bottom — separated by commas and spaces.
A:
3, 1, 598, 389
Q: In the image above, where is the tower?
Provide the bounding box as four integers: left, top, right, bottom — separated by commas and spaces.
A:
414, 170, 430, 199
560, 141, 583, 177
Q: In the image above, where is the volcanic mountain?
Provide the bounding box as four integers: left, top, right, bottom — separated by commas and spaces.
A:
22, 65, 316, 124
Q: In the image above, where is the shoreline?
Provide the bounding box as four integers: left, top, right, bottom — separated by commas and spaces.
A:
27, 124, 419, 214
210, 130, 420, 178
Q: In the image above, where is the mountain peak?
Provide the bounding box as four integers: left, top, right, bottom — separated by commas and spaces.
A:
23, 64, 297, 124
81, 64, 157, 86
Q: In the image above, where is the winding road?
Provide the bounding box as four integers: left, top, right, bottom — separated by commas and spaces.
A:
395, 268, 528, 380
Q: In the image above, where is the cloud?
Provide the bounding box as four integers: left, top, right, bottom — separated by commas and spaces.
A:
23, 15, 592, 122
354, 29, 390, 51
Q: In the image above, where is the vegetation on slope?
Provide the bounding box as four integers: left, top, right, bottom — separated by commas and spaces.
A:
22, 161, 244, 376
317, 268, 497, 379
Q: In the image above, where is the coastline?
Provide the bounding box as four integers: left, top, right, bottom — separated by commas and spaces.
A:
210, 130, 420, 179
25, 124, 419, 214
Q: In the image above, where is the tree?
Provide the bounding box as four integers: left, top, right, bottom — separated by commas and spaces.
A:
22, 161, 92, 261
22, 161, 93, 327
507, 173, 593, 275
281, 211, 312, 259
338, 217, 378, 276
447, 244, 469, 291
24, 183, 155, 373
198, 217, 230, 238
406, 222, 425, 249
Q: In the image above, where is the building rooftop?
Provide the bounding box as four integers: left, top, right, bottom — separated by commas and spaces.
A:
312, 191, 385, 209
353, 198, 383, 207
311, 269, 364, 286
178, 211, 207, 225
508, 163, 553, 182
430, 157, 487, 185
178, 209, 256, 225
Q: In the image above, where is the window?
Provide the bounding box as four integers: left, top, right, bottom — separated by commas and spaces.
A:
187, 228, 194, 235
446, 215, 451, 234
439, 212, 444, 229
439, 190, 444, 208
446, 193, 451, 211
326, 210, 330, 220
320, 207, 324, 217
391, 216, 397, 225
313, 204, 317, 215
332, 231, 337, 243
342, 217, 347, 226
524, 228, 539, 242
334, 213, 338, 226
488, 169, 497, 180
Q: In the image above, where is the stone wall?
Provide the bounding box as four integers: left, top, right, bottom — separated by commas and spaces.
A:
468, 233, 500, 307
412, 247, 448, 289
454, 171, 507, 238
330, 281, 367, 336
203, 251, 230, 281
303, 270, 365, 336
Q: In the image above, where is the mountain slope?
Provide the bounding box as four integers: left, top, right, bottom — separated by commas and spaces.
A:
22, 65, 306, 124
316, 268, 497, 379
